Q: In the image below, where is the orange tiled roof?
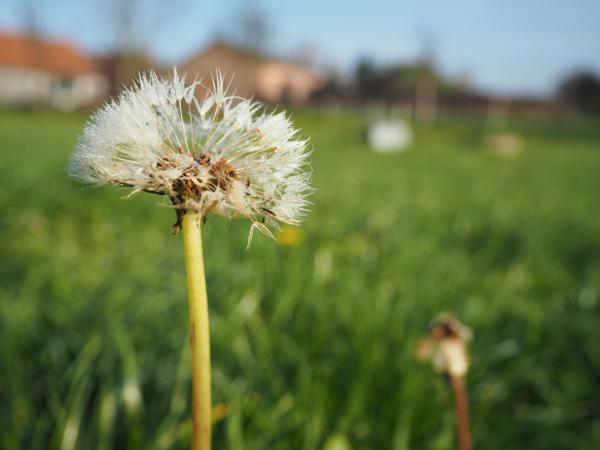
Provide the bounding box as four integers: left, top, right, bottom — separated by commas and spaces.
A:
0, 32, 95, 75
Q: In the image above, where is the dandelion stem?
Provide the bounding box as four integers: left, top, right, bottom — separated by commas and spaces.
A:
451, 374, 472, 450
182, 212, 212, 450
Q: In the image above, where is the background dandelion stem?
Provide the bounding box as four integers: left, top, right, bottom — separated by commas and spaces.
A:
451, 375, 472, 450
182, 212, 212, 450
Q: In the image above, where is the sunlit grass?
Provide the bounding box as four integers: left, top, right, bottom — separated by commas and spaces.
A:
1, 110, 599, 449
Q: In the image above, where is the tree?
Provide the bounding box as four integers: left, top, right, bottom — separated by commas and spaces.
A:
558, 71, 600, 114
97, 0, 187, 94
355, 58, 385, 100
231, 0, 272, 55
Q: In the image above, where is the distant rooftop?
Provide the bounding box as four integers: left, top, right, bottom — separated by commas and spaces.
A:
0, 32, 96, 75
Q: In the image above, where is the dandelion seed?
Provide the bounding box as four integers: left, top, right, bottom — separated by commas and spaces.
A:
69, 69, 311, 234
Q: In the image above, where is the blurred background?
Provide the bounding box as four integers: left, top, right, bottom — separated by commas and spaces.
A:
1, 1, 599, 449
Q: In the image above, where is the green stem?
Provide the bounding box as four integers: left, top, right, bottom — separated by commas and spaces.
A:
182, 212, 212, 450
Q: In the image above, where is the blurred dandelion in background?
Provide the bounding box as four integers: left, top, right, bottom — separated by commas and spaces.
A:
418, 314, 473, 450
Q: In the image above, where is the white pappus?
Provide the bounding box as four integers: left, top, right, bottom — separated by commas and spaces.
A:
69, 70, 312, 237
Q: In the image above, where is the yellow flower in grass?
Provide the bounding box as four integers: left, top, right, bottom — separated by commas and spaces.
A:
212, 403, 230, 424
277, 224, 305, 246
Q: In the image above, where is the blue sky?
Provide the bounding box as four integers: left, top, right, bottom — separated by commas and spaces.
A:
1, 0, 599, 96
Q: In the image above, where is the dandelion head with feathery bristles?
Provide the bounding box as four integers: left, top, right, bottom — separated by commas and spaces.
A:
69, 69, 311, 237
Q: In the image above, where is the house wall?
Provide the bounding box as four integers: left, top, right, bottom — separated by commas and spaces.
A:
182, 43, 323, 104
256, 62, 323, 105
50, 73, 108, 111
182, 46, 260, 99
0, 66, 107, 110
0, 67, 52, 106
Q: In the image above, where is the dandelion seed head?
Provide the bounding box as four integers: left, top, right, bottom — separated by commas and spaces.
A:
69, 69, 312, 234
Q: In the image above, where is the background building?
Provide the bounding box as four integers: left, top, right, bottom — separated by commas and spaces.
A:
181, 41, 323, 105
0, 32, 107, 111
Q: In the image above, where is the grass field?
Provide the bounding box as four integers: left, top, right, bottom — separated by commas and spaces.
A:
1, 109, 599, 450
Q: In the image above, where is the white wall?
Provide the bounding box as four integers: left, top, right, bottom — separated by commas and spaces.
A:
0, 67, 108, 110
255, 62, 322, 105
0, 67, 52, 105
50, 73, 108, 111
